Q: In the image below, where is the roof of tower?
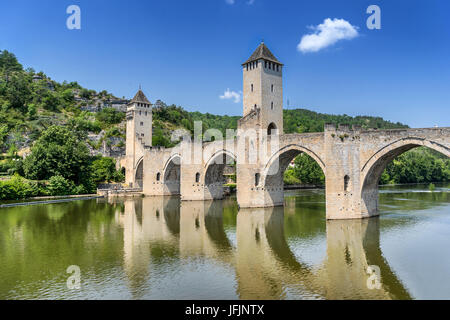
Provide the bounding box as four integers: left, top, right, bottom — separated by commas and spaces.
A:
130, 89, 151, 104
242, 42, 283, 66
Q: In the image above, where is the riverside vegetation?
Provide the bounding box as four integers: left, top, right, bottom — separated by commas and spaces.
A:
0, 50, 448, 200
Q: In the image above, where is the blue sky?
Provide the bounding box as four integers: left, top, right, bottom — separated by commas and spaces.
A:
1, 0, 449, 127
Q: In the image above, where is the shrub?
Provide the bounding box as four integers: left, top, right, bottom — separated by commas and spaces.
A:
47, 175, 75, 196
0, 175, 40, 200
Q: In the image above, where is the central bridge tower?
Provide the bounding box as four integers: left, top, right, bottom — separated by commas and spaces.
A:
241, 42, 284, 135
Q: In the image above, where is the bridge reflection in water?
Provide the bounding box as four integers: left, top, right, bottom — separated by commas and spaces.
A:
115, 196, 411, 300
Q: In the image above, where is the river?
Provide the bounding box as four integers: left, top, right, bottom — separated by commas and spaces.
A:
0, 184, 449, 300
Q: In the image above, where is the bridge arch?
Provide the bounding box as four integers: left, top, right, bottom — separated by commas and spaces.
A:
262, 144, 326, 188
135, 157, 144, 188
204, 149, 237, 200
361, 137, 450, 215
163, 153, 181, 195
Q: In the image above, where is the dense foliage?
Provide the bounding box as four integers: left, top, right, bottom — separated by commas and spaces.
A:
1, 126, 124, 200
284, 153, 325, 185
283, 108, 408, 133
0, 50, 125, 200
380, 148, 449, 185
95, 107, 125, 128
23, 126, 91, 183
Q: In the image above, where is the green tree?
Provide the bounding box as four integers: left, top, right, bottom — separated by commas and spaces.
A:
41, 92, 60, 111
284, 153, 325, 185
90, 157, 120, 184
47, 175, 75, 196
0, 50, 23, 75
23, 125, 91, 184
95, 107, 125, 127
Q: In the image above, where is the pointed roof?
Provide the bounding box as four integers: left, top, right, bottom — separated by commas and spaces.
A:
242, 42, 283, 66
130, 89, 151, 104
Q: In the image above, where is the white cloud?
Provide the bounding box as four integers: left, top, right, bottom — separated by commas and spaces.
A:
297, 18, 358, 53
220, 89, 241, 103
247, 0, 255, 4
225, 0, 235, 4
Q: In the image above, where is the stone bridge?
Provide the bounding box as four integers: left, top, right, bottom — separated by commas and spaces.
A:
124, 42, 449, 220
126, 125, 449, 220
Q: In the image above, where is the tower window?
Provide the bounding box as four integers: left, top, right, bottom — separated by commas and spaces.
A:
255, 60, 258, 68
277, 65, 279, 72
271, 102, 274, 110
265, 61, 267, 68
195, 172, 200, 183
156, 173, 161, 181
140, 122, 144, 126
271, 84, 274, 92
139, 111, 142, 115
251, 84, 253, 92
246, 64, 249, 71
145, 111, 148, 116
141, 133, 144, 137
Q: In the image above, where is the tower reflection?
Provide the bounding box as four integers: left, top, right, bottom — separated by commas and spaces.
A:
118, 197, 411, 299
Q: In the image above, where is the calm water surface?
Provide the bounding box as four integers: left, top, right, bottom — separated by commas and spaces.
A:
0, 184, 449, 300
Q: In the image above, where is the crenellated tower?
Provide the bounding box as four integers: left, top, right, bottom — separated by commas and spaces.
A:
125, 89, 152, 187
241, 42, 284, 135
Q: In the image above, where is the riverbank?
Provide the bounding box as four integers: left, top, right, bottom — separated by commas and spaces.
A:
284, 184, 324, 190
0, 195, 103, 208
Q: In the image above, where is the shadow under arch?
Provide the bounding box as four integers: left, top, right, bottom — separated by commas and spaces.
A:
163, 154, 181, 195
361, 138, 450, 215
135, 157, 144, 188
204, 149, 237, 200
261, 144, 326, 207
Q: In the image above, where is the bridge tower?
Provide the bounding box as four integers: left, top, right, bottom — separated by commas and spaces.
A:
125, 89, 153, 187
241, 41, 284, 135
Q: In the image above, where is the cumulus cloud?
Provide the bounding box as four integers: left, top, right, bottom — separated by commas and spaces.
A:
297, 18, 358, 53
225, 0, 235, 4
220, 89, 241, 103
